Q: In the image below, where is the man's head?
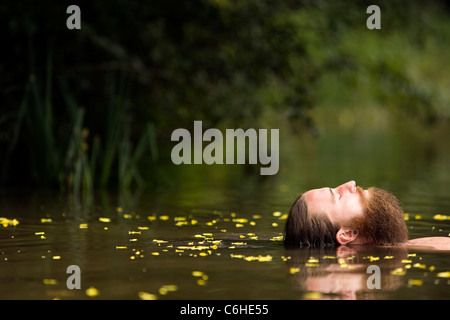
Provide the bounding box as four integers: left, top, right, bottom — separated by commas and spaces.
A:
284, 181, 408, 247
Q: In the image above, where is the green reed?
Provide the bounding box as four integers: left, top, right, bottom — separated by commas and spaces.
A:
7, 51, 157, 194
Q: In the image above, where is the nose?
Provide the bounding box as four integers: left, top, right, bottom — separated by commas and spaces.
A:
336, 180, 357, 193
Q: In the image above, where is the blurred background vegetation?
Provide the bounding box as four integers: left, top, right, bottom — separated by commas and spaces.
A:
1, 0, 450, 200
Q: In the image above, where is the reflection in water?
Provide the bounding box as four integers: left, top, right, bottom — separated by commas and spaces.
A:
1, 123, 450, 299
285, 245, 410, 300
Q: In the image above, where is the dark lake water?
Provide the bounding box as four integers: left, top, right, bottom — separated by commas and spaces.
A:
0, 124, 449, 299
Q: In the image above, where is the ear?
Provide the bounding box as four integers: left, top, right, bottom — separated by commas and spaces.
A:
336, 227, 358, 245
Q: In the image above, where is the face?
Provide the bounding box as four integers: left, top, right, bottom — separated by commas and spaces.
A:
302, 180, 370, 229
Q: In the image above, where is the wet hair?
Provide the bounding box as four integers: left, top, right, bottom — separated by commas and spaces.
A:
354, 187, 408, 245
284, 187, 409, 248
284, 194, 339, 248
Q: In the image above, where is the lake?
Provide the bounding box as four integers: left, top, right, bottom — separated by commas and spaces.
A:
0, 121, 449, 300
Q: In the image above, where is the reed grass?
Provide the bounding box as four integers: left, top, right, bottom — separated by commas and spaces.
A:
7, 51, 158, 194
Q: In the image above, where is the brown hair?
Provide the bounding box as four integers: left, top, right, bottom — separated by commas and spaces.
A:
354, 187, 408, 245
284, 194, 339, 248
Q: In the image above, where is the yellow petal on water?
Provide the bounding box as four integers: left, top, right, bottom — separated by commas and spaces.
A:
43, 279, 58, 285
2, 218, 20, 226
272, 211, 282, 217
98, 217, 111, 223
402, 259, 412, 264
116, 246, 127, 249
272, 222, 278, 227
403, 213, 409, 221
303, 292, 323, 299
384, 256, 394, 259
85, 286, 100, 297
159, 284, 178, 295
289, 267, 300, 274
369, 256, 380, 262
407, 253, 416, 257
252, 215, 262, 219
257, 255, 272, 262
391, 268, 406, 276
192, 271, 204, 277
413, 263, 426, 269
408, 279, 423, 287
52, 255, 61, 260
436, 271, 450, 278
306, 263, 319, 267
159, 215, 169, 221
116, 207, 123, 213
138, 291, 157, 300
270, 236, 283, 241
79, 223, 88, 229
414, 215, 422, 220
429, 266, 436, 272
41, 218, 52, 223
197, 279, 206, 286
307, 257, 319, 263
433, 214, 448, 221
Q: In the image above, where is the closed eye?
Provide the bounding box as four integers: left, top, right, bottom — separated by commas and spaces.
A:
330, 188, 342, 201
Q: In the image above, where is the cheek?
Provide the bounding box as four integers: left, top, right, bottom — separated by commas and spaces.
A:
343, 198, 364, 219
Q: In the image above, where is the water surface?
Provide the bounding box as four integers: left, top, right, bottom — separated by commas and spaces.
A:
1, 126, 449, 300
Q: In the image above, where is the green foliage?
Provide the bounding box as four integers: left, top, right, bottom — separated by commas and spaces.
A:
1, 0, 450, 190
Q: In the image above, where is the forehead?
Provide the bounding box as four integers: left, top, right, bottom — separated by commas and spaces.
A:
302, 188, 328, 203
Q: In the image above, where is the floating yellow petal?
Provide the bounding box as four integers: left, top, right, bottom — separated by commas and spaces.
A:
85, 286, 100, 297
270, 236, 283, 241
408, 279, 423, 287
401, 259, 412, 264
391, 268, 406, 276
98, 217, 111, 223
138, 291, 157, 300
159, 284, 178, 295
192, 271, 204, 277
290, 267, 300, 274
0, 217, 19, 227
43, 279, 58, 285
436, 271, 450, 278
303, 292, 323, 299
